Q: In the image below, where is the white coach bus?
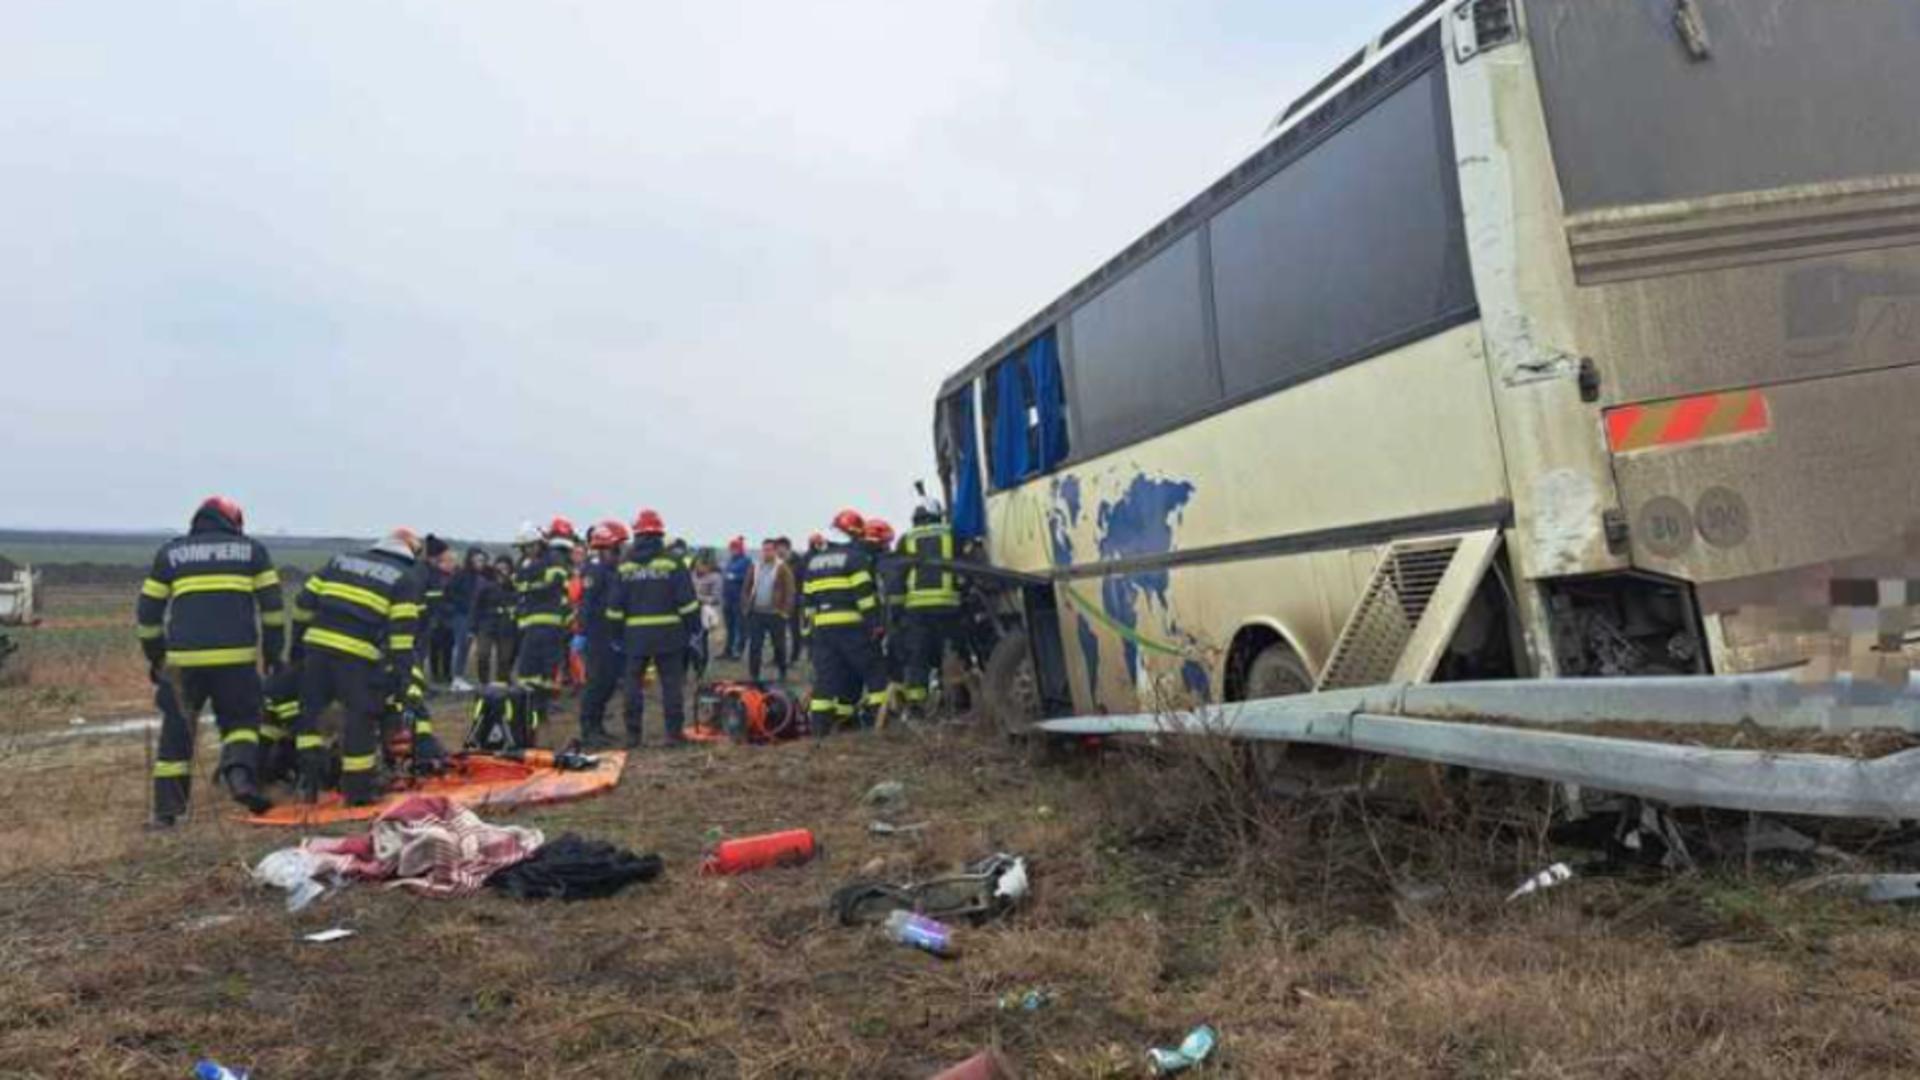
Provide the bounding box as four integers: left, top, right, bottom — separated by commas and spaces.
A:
933, 0, 1920, 723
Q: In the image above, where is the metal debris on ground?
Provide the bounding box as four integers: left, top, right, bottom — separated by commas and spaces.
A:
862, 780, 907, 807
1507, 862, 1575, 902
867, 820, 930, 836
1797, 873, 1920, 903
1147, 1024, 1219, 1075
302, 927, 355, 944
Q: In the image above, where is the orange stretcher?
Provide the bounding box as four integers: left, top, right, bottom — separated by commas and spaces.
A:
244, 750, 628, 827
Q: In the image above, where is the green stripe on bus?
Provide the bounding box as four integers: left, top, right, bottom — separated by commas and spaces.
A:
1058, 583, 1187, 657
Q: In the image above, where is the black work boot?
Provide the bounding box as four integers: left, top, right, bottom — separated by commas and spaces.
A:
150, 775, 190, 829
222, 765, 274, 814
295, 749, 329, 804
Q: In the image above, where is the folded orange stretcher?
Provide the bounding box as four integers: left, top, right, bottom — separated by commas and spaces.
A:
245, 749, 627, 827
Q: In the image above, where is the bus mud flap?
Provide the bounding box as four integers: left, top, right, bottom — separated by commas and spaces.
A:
1315, 528, 1502, 691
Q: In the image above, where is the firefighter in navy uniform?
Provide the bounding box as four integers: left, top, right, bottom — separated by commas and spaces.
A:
863, 518, 907, 710
135, 496, 286, 825
574, 519, 629, 750
258, 662, 302, 786
801, 509, 888, 733
512, 518, 575, 745
607, 510, 700, 748
896, 507, 964, 716
289, 529, 425, 805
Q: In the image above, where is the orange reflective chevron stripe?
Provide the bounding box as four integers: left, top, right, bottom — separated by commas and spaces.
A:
1605, 388, 1770, 454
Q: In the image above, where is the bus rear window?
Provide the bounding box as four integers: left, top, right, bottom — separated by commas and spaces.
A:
1530, 0, 1920, 212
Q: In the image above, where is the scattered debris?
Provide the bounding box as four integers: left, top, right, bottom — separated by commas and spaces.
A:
863, 780, 907, 808
867, 820, 929, 836
302, 796, 544, 898
701, 828, 817, 875
178, 913, 240, 933
830, 852, 1032, 926
1147, 1024, 1219, 1075
1508, 862, 1575, 902
996, 987, 1052, 1012
884, 909, 958, 957
1797, 873, 1920, 903
930, 1048, 1018, 1080
303, 927, 355, 944
68, 715, 85, 727
253, 848, 329, 912
193, 1060, 251, 1080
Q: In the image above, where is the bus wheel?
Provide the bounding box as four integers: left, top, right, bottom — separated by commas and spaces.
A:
1242, 643, 1313, 699
1238, 643, 1342, 789
983, 629, 1041, 740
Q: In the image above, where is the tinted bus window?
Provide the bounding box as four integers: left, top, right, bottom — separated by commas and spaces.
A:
1067, 231, 1220, 457
1531, 0, 1920, 211
1209, 64, 1474, 399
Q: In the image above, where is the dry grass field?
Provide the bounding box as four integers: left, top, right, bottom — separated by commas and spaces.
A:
5, 587, 1920, 1077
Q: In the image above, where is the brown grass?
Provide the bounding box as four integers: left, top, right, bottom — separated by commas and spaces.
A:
4, 668, 1920, 1076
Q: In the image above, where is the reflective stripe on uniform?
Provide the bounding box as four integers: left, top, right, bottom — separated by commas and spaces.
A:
388, 634, 416, 652
296, 734, 327, 750
141, 578, 172, 599
152, 760, 191, 778
904, 686, 928, 702
809, 698, 838, 714
136, 624, 164, 640
172, 574, 255, 596
303, 626, 383, 662
855, 595, 878, 611
260, 610, 287, 626
803, 572, 873, 594
904, 593, 960, 610
309, 579, 392, 616
270, 700, 301, 720
518, 613, 565, 628
253, 569, 281, 590
863, 690, 888, 707
170, 646, 259, 667
625, 614, 680, 627
677, 601, 701, 616
413, 719, 434, 736
222, 728, 260, 745
390, 602, 424, 620
260, 723, 289, 740
341, 753, 378, 773
813, 611, 865, 628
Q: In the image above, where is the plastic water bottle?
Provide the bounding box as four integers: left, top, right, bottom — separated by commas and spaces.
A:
883, 910, 958, 957
194, 1062, 251, 1080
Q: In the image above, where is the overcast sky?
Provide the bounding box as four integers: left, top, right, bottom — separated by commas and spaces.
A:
2, 0, 1408, 542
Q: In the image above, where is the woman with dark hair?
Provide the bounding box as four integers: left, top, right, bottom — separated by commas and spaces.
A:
470, 554, 518, 685
447, 547, 487, 690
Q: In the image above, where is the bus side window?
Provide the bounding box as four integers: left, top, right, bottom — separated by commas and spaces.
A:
986, 328, 1069, 488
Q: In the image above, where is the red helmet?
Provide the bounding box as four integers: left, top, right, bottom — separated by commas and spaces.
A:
863, 518, 895, 547
831, 508, 865, 537
632, 509, 666, 536
548, 516, 578, 541
589, 519, 630, 549
198, 495, 244, 530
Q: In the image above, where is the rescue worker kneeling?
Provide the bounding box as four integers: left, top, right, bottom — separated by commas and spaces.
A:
607, 509, 700, 748
803, 509, 888, 732
290, 528, 426, 805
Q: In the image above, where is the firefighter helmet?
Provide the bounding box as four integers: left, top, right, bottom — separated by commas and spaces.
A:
863, 518, 895, 547
831, 508, 865, 537
632, 509, 666, 536
197, 495, 244, 531
589, 519, 630, 549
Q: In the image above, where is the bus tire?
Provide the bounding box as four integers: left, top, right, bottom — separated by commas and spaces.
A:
982, 629, 1041, 740
1242, 643, 1313, 700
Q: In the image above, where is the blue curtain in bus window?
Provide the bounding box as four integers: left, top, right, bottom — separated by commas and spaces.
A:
990, 358, 1031, 489
951, 388, 985, 540
1027, 331, 1069, 470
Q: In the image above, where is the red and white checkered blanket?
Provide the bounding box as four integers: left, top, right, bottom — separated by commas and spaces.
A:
303, 795, 544, 898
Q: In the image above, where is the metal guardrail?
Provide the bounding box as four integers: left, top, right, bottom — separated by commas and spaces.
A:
1039, 674, 1920, 819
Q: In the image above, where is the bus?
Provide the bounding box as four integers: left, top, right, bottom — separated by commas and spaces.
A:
932, 0, 1920, 728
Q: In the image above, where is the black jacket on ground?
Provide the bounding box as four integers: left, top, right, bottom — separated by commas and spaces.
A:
135, 509, 285, 668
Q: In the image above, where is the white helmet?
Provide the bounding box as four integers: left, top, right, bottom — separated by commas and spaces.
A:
513, 521, 544, 545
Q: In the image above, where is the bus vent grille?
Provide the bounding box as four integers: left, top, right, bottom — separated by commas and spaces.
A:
1316, 537, 1467, 691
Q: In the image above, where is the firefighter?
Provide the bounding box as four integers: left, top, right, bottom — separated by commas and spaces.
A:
864, 518, 907, 710
290, 528, 425, 805
896, 506, 964, 716
258, 659, 302, 786
512, 518, 574, 745
575, 519, 629, 750
135, 496, 286, 825
607, 509, 700, 748
801, 509, 887, 733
